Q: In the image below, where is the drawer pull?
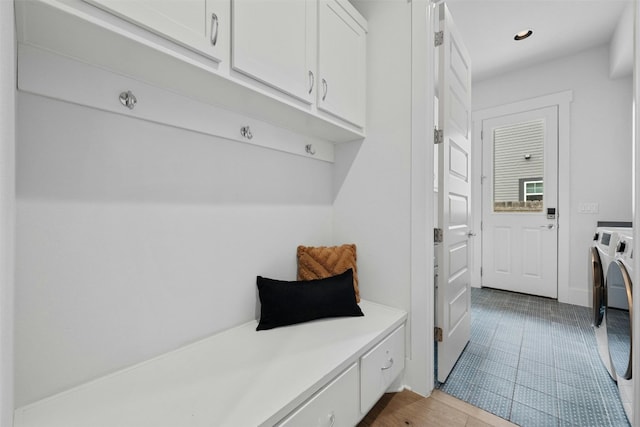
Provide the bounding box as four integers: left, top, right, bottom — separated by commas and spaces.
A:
328, 412, 335, 427
381, 357, 394, 371
211, 13, 219, 46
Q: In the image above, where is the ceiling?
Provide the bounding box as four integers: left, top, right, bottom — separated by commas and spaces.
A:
445, 0, 633, 82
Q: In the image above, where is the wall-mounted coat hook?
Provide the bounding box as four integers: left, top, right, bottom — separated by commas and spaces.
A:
119, 90, 137, 110
240, 126, 253, 140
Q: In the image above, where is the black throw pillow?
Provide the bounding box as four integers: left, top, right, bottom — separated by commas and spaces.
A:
256, 268, 364, 331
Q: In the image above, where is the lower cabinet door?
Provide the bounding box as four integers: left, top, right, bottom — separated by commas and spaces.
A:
360, 325, 405, 414
278, 363, 359, 427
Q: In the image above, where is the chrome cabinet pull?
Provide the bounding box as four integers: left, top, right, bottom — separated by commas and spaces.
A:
308, 71, 314, 94
211, 13, 219, 46
381, 357, 394, 371
321, 78, 328, 101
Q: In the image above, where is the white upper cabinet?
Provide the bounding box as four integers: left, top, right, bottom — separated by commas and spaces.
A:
16, 0, 367, 145
231, 0, 317, 105
232, 0, 366, 127
84, 0, 229, 63
317, 0, 366, 128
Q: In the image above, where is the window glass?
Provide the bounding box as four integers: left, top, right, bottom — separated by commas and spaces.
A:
493, 119, 544, 212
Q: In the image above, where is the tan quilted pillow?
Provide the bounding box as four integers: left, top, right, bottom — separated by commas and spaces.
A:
297, 244, 359, 303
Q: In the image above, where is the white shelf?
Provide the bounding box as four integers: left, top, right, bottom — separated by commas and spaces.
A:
18, 45, 336, 162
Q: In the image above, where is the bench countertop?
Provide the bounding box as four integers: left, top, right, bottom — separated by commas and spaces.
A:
14, 300, 407, 427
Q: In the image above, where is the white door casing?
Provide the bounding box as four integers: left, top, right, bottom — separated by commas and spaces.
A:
481, 106, 558, 298
435, 3, 472, 383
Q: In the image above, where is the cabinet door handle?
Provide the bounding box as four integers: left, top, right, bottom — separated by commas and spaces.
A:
322, 78, 328, 101
308, 71, 314, 94
381, 357, 394, 370
328, 412, 335, 427
210, 13, 219, 46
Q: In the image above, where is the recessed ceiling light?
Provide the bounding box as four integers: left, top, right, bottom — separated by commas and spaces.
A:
514, 29, 533, 41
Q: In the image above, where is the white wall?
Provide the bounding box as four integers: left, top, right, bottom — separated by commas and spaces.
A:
15, 0, 436, 407
473, 45, 633, 305
336, 0, 412, 311
610, 1, 634, 79
15, 91, 334, 406
0, 0, 16, 424
338, 0, 433, 394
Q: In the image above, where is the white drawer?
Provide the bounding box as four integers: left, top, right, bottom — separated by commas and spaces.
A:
360, 324, 405, 414
278, 363, 360, 427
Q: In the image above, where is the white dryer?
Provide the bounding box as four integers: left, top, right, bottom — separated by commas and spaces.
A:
591, 227, 622, 379
606, 231, 633, 423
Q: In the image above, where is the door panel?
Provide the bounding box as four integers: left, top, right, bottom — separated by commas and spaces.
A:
522, 228, 542, 277
450, 143, 468, 181
482, 106, 558, 298
449, 194, 467, 226
436, 3, 472, 383
494, 227, 511, 273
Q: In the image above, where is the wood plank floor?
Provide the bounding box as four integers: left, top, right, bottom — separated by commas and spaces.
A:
359, 390, 519, 427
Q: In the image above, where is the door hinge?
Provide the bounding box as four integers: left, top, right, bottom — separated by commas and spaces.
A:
434, 31, 444, 47
480, 267, 483, 276
481, 130, 483, 141
480, 221, 483, 231
434, 128, 444, 145
434, 327, 443, 342
434, 228, 443, 243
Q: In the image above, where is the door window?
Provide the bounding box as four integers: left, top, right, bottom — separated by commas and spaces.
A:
493, 119, 545, 212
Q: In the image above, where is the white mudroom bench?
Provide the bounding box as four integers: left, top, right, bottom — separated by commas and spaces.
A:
14, 300, 407, 427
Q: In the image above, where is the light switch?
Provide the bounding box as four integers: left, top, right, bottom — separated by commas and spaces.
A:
578, 202, 599, 214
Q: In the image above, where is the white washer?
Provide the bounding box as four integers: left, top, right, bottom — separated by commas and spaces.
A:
609, 230, 633, 309
591, 227, 623, 379
606, 231, 633, 423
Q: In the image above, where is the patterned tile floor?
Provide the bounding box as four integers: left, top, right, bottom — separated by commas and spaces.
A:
438, 287, 630, 427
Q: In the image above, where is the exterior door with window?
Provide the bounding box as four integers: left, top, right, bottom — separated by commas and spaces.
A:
481, 106, 558, 298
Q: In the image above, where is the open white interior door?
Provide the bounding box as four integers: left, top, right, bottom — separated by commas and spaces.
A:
435, 2, 472, 383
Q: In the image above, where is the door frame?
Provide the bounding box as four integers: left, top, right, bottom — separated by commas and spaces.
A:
471, 90, 573, 302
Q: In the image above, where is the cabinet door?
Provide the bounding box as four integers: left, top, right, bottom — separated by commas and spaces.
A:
278, 363, 359, 427
317, 0, 366, 127
231, 0, 316, 104
84, 0, 229, 63
360, 325, 405, 414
